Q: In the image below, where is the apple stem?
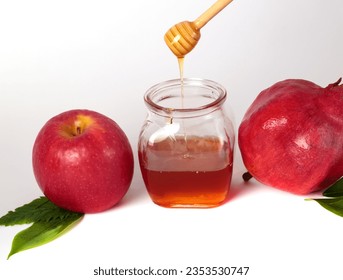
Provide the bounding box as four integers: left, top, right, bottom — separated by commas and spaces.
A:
76, 126, 82, 135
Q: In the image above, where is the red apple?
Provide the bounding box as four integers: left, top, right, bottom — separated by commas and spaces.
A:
32, 109, 134, 213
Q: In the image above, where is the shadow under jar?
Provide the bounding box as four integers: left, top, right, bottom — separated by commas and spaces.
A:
138, 78, 235, 208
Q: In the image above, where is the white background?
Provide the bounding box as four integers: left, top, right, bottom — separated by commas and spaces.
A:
1, 0, 343, 279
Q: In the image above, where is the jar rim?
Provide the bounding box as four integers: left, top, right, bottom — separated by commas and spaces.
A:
144, 78, 227, 117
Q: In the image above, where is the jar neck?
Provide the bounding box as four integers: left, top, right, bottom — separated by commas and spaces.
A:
144, 78, 227, 118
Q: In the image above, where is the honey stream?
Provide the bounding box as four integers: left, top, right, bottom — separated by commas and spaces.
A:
176, 57, 189, 151
177, 57, 185, 107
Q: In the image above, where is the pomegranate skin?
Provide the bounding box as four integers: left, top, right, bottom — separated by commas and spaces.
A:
238, 78, 343, 195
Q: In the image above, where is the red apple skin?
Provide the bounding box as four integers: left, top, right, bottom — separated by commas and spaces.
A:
239, 79, 343, 195
32, 109, 134, 213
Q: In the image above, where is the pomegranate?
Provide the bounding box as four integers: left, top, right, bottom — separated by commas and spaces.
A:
238, 78, 343, 195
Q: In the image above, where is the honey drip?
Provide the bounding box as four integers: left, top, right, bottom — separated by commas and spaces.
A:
178, 57, 184, 83
177, 56, 188, 148
177, 57, 185, 107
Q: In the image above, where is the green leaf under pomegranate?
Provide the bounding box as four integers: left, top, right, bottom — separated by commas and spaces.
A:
322, 177, 343, 197
310, 197, 343, 218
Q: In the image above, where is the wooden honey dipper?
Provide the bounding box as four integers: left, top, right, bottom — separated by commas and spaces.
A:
164, 0, 234, 58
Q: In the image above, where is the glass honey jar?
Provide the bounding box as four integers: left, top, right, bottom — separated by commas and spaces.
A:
138, 78, 235, 208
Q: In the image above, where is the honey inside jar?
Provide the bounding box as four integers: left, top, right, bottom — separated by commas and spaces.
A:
139, 135, 233, 208
138, 78, 235, 208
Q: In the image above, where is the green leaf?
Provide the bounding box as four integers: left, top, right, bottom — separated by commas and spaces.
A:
0, 197, 82, 226
7, 214, 83, 259
310, 197, 343, 218
323, 177, 343, 197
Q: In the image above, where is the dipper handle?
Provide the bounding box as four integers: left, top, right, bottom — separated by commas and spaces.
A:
194, 0, 233, 29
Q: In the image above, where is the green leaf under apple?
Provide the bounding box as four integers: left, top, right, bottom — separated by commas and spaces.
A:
0, 197, 83, 259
